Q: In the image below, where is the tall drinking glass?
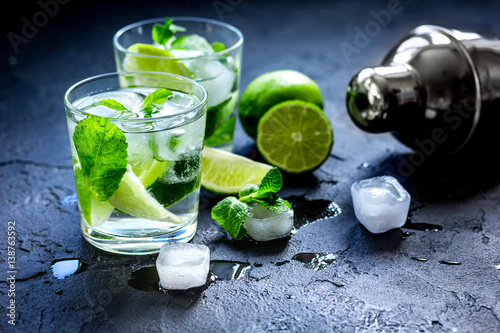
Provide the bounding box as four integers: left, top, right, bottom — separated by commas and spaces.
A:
113, 17, 243, 152
64, 72, 207, 255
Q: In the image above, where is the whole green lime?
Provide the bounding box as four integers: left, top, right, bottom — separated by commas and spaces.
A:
238, 70, 323, 138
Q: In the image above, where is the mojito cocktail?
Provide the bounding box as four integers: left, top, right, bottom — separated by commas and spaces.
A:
113, 17, 243, 151
64, 72, 207, 255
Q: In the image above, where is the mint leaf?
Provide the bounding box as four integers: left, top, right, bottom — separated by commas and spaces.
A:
211, 196, 248, 240
93, 99, 129, 112
211, 41, 227, 52
212, 168, 293, 240
73, 116, 128, 201
74, 165, 93, 222
238, 184, 259, 198
256, 167, 282, 197
152, 17, 186, 46
204, 117, 236, 146
142, 88, 173, 117
249, 198, 292, 213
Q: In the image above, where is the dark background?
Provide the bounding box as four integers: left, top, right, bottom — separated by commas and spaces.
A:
1, 0, 500, 332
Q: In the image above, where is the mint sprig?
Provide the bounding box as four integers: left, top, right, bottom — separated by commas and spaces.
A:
141, 88, 173, 117
86, 88, 173, 118
73, 116, 128, 201
152, 17, 186, 46
211, 167, 291, 240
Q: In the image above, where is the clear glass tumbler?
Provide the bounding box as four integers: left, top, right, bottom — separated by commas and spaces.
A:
113, 17, 243, 152
64, 71, 207, 255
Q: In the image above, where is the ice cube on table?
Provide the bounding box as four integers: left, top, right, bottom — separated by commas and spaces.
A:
243, 203, 294, 242
351, 175, 411, 234
156, 243, 210, 290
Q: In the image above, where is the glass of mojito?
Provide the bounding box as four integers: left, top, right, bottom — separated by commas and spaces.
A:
64, 71, 207, 255
113, 17, 243, 152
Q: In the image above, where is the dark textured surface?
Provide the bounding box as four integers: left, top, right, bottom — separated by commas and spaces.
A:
2, 0, 500, 332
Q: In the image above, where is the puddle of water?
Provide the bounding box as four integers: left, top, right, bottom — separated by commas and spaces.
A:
51, 258, 88, 279
285, 196, 341, 230
292, 253, 336, 271
128, 260, 252, 292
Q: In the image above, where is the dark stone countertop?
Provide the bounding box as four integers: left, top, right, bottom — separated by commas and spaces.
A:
1, 0, 500, 332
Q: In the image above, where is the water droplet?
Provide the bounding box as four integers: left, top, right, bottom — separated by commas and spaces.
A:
410, 257, 429, 262
253, 262, 263, 267
275, 260, 290, 267
495, 264, 500, 270
51, 258, 88, 279
292, 253, 336, 270
439, 260, 461, 266
55, 289, 63, 295
357, 162, 376, 170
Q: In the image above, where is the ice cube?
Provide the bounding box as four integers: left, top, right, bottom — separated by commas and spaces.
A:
156, 242, 210, 290
351, 175, 411, 234
190, 59, 236, 107
243, 203, 294, 242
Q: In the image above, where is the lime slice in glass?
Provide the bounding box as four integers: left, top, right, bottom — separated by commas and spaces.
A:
256, 100, 333, 174
201, 146, 273, 195
124, 43, 192, 77
108, 165, 182, 223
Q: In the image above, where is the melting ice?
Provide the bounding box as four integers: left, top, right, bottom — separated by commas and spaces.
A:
156, 243, 210, 290
351, 175, 410, 234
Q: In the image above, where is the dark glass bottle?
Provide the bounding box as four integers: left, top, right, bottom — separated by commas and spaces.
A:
346, 25, 500, 157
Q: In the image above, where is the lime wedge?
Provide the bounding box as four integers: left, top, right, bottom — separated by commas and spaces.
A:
201, 146, 273, 195
124, 43, 192, 77
256, 100, 333, 174
109, 165, 182, 224
137, 159, 171, 188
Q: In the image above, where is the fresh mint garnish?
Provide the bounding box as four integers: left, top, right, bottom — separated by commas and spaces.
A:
85, 88, 173, 118
211, 167, 291, 240
211, 41, 227, 52
152, 17, 186, 46
89, 99, 130, 112
73, 116, 128, 201
142, 88, 173, 117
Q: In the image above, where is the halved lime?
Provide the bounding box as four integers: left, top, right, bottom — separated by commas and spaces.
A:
108, 165, 182, 223
256, 100, 333, 174
239, 70, 323, 139
201, 146, 273, 195
124, 43, 192, 77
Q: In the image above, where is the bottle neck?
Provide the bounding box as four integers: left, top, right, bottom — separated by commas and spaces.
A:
346, 64, 423, 133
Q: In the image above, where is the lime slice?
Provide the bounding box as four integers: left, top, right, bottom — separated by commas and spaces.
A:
239, 70, 323, 139
256, 100, 333, 174
201, 146, 273, 194
124, 43, 192, 77
137, 159, 171, 188
108, 165, 182, 223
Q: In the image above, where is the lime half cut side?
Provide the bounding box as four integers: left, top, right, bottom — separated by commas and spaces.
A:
109, 165, 183, 224
201, 147, 273, 195
256, 100, 333, 174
